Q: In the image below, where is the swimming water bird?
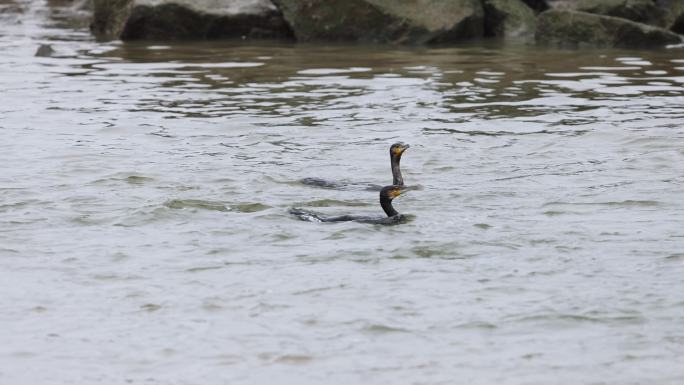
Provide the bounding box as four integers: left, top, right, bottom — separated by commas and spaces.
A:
389, 142, 409, 185
299, 142, 410, 190
289, 185, 408, 225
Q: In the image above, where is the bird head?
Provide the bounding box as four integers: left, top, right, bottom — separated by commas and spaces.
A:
390, 142, 410, 158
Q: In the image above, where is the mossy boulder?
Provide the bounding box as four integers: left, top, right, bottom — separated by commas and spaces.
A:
536, 9, 682, 48
548, 0, 684, 34
272, 0, 484, 44
91, 0, 133, 41
548, 0, 666, 27
520, 0, 548, 13
91, 0, 292, 41
484, 0, 537, 40
661, 1, 684, 34
576, 0, 664, 26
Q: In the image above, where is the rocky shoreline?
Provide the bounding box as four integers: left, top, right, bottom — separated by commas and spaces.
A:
74, 0, 684, 48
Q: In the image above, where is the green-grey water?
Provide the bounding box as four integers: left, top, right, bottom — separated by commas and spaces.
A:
1, 1, 684, 384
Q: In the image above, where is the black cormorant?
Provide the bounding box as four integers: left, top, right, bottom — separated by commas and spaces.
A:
289, 185, 407, 225
299, 142, 409, 190
389, 142, 409, 185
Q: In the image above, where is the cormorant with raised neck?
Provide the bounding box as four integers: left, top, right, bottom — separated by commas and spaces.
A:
389, 142, 409, 185
299, 142, 409, 190
289, 185, 407, 225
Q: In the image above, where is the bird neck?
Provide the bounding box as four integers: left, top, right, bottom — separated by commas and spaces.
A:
391, 154, 403, 185
380, 194, 399, 217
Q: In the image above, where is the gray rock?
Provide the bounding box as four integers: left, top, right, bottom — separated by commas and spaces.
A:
671, 13, 684, 34
545, 0, 575, 10
272, 0, 484, 44
548, 0, 684, 33
548, 0, 664, 26
660, 0, 684, 33
520, 0, 548, 13
35, 44, 55, 57
90, 0, 292, 41
536, 9, 682, 48
484, 0, 537, 40
91, 0, 134, 41
77, 0, 93, 11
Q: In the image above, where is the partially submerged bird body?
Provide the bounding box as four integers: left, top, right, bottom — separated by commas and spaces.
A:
299, 142, 409, 191
290, 184, 408, 225
289, 210, 407, 225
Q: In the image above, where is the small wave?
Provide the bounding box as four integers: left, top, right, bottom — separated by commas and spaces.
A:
361, 323, 411, 334
185, 266, 224, 273
140, 304, 162, 312
456, 321, 498, 330
273, 354, 313, 364
89, 173, 155, 185
232, 203, 270, 213
125, 175, 154, 184
295, 199, 368, 208
665, 253, 684, 261
164, 199, 229, 212
297, 177, 382, 191
411, 246, 460, 258
422, 127, 588, 137
543, 200, 662, 208
0, 199, 42, 212
511, 313, 645, 325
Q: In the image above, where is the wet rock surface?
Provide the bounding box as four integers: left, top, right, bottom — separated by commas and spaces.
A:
548, 0, 664, 26
272, 0, 484, 44
35, 44, 55, 57
484, 0, 537, 40
91, 0, 292, 41
82, 0, 684, 48
91, 0, 133, 41
546, 0, 684, 34
672, 14, 684, 34
536, 9, 682, 48
520, 0, 548, 13
661, 1, 684, 33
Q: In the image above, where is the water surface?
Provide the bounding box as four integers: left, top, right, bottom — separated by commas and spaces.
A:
1, 1, 684, 384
